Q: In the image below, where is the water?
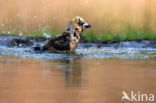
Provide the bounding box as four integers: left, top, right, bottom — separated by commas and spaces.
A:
0, 45, 156, 59
0, 36, 156, 59
0, 36, 156, 103
0, 56, 156, 103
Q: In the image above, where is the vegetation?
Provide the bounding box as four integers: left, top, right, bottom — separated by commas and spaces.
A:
83, 29, 156, 41
1, 27, 156, 41
0, 0, 156, 41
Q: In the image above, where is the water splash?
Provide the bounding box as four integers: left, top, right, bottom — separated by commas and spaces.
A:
0, 36, 156, 60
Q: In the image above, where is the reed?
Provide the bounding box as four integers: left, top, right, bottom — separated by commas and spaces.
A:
0, 0, 156, 40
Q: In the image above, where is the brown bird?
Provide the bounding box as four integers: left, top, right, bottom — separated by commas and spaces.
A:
43, 16, 91, 53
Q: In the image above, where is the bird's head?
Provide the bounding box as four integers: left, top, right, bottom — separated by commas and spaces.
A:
66, 16, 91, 34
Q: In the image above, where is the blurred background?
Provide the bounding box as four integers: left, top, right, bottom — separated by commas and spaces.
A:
0, 0, 156, 39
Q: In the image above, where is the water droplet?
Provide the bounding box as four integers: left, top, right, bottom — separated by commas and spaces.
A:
8, 31, 10, 34
19, 44, 22, 47
43, 33, 51, 38
19, 32, 23, 36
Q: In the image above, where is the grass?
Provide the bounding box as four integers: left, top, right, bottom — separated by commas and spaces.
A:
83, 29, 156, 41
1, 28, 156, 41
84, 33, 156, 41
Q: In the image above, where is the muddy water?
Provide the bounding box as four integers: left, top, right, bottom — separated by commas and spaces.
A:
0, 56, 156, 103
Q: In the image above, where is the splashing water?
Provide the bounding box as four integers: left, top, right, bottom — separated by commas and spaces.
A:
0, 36, 156, 59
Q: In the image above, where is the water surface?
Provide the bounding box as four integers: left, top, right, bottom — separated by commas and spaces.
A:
0, 36, 156, 59
0, 56, 156, 103
0, 37, 156, 103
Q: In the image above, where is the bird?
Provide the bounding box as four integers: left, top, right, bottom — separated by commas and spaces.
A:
42, 16, 91, 53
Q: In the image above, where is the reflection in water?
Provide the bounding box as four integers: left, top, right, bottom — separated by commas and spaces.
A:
0, 56, 156, 103
45, 56, 82, 87
61, 57, 82, 87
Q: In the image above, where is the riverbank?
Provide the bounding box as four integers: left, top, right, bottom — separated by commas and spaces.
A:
1, 29, 156, 41
0, 35, 155, 47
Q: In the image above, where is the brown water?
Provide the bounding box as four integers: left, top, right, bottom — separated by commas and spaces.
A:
0, 55, 156, 103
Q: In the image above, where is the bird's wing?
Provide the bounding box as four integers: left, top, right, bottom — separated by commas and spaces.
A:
51, 33, 71, 50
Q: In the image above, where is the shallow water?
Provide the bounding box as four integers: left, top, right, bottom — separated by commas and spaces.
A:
0, 56, 156, 103
0, 37, 156, 59
0, 37, 156, 103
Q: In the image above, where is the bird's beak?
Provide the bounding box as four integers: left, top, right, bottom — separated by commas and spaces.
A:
83, 23, 92, 29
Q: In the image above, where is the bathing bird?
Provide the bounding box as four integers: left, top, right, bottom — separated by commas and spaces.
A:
42, 16, 91, 53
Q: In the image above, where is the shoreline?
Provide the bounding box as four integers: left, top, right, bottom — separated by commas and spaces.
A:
0, 34, 156, 44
